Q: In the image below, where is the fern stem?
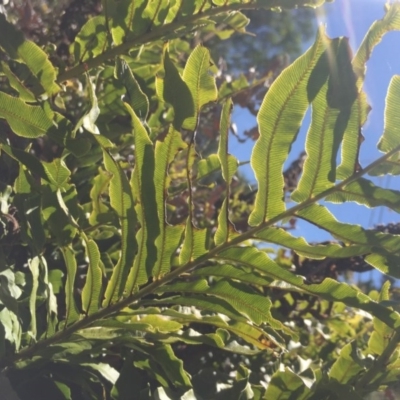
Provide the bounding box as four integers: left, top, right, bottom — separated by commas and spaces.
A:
1, 144, 399, 371
56, 0, 313, 83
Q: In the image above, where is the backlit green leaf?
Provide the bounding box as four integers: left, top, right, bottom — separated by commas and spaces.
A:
326, 177, 400, 212
60, 247, 80, 325
377, 75, 400, 153
71, 16, 109, 63
28, 257, 40, 339
145, 296, 249, 323
368, 281, 393, 356
182, 45, 218, 131
0, 60, 36, 102
135, 343, 191, 389
12, 170, 45, 255
107, 0, 148, 45
153, 126, 186, 278
197, 154, 221, 180
249, 28, 330, 225
89, 167, 113, 226
115, 58, 149, 120
124, 104, 158, 294
336, 91, 370, 179
154, 278, 291, 334
179, 221, 209, 265
163, 309, 281, 350
42, 158, 71, 189
156, 47, 194, 130
0, 13, 59, 96
329, 342, 365, 384
215, 99, 237, 246
352, 3, 400, 85
296, 204, 400, 256
193, 264, 272, 287
292, 38, 358, 202
0, 92, 54, 138
74, 73, 101, 135
255, 226, 371, 259
41, 184, 79, 246
100, 142, 137, 306
217, 246, 400, 329
81, 239, 103, 315
264, 368, 310, 400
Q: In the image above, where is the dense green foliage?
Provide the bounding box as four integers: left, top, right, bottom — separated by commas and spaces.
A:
1, 0, 400, 399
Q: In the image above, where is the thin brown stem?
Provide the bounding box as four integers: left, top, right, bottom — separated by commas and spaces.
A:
1, 143, 399, 371
56, 0, 309, 83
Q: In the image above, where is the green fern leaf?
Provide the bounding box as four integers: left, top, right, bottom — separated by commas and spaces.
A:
81, 239, 103, 315
249, 28, 331, 225
70, 16, 109, 63
292, 38, 358, 202
182, 45, 218, 131
60, 247, 80, 325
164, 309, 283, 350
100, 140, 137, 306
153, 126, 186, 278
124, 105, 158, 293
217, 246, 400, 329
0, 92, 55, 138
215, 99, 237, 246
377, 76, 400, 153
115, 58, 149, 120
0, 13, 59, 96
326, 178, 400, 212
156, 47, 194, 130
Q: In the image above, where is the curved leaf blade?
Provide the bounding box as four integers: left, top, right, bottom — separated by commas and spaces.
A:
179, 221, 209, 265
193, 264, 273, 287
377, 75, 400, 153
249, 28, 331, 225
292, 38, 358, 202
41, 184, 78, 246
60, 247, 80, 325
27, 256, 40, 340
182, 45, 218, 131
218, 99, 236, 183
124, 105, 158, 293
164, 309, 282, 351
297, 204, 400, 278
153, 127, 186, 278
156, 47, 194, 130
0, 13, 59, 95
154, 278, 291, 334
352, 3, 400, 85
100, 142, 137, 306
0, 92, 54, 138
264, 368, 310, 400
326, 177, 400, 213
336, 91, 370, 179
0, 60, 36, 102
115, 58, 149, 120
215, 99, 237, 246
217, 246, 400, 329
255, 227, 371, 259
81, 239, 103, 315
297, 203, 400, 252
71, 16, 109, 63
179, 144, 210, 265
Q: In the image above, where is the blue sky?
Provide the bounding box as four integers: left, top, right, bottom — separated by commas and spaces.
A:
230, 0, 400, 240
